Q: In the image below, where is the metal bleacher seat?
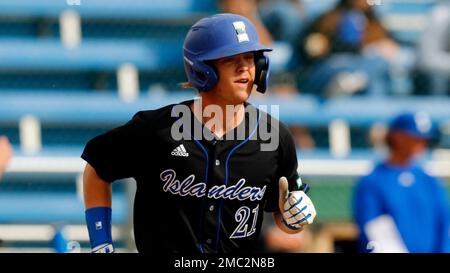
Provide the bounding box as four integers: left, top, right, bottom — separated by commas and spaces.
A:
0, 38, 182, 71
0, 192, 127, 224
323, 96, 450, 125
374, 0, 437, 45
0, 0, 217, 94
2, 92, 450, 150
0, 0, 217, 19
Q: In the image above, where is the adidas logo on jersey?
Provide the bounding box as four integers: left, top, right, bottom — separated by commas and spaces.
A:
171, 144, 189, 157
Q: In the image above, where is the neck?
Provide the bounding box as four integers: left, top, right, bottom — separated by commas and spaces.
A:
386, 153, 412, 167
191, 92, 246, 138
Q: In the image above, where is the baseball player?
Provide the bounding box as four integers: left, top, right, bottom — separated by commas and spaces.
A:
82, 13, 316, 253
354, 112, 450, 253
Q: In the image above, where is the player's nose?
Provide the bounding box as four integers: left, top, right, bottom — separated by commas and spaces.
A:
236, 57, 252, 73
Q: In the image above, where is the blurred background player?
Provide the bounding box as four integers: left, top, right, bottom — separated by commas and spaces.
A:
354, 112, 450, 253
291, 0, 404, 98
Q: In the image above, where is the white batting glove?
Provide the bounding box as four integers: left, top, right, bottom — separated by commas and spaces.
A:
278, 177, 317, 230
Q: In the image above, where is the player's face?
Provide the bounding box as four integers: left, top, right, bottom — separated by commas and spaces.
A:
210, 52, 256, 105
390, 132, 427, 159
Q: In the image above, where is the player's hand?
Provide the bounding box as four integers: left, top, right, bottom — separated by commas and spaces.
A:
92, 243, 114, 253
278, 177, 316, 230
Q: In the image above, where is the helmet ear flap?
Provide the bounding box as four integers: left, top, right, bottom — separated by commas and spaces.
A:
184, 59, 218, 92
254, 52, 270, 93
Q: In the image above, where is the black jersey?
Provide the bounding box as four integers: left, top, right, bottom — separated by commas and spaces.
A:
81, 99, 300, 253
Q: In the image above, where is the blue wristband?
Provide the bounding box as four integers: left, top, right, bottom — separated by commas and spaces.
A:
85, 207, 113, 249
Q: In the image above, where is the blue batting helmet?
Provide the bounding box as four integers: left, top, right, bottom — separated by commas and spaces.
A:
183, 13, 272, 93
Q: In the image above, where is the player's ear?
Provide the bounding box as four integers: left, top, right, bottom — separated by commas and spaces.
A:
254, 52, 270, 93
184, 59, 218, 92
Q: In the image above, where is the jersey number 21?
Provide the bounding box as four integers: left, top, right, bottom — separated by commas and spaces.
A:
230, 205, 259, 239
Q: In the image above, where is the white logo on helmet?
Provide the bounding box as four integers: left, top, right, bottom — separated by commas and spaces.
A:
414, 111, 431, 134
233, 21, 249, 43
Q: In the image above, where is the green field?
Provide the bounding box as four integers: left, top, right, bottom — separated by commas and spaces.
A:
306, 177, 450, 223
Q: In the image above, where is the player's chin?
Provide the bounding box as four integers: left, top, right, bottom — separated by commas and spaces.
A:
231, 84, 252, 101
231, 90, 251, 104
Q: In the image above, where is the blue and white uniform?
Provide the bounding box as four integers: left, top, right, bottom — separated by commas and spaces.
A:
354, 112, 450, 253
354, 161, 450, 253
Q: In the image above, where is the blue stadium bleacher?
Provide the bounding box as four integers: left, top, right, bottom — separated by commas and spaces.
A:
374, 0, 436, 45
0, 192, 127, 224
0, 38, 182, 70
0, 0, 218, 94
0, 0, 220, 251
2, 92, 450, 149
0, 0, 217, 19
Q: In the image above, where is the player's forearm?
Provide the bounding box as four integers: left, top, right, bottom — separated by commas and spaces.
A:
83, 164, 115, 252
273, 211, 303, 234
83, 163, 112, 209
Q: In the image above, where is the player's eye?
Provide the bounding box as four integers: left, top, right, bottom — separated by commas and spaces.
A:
219, 57, 234, 65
